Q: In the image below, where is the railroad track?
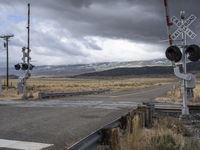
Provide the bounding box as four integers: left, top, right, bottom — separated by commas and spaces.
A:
155, 103, 200, 113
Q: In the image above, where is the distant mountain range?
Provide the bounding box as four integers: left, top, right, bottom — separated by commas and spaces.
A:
1, 58, 200, 77
0, 58, 171, 77
77, 61, 200, 77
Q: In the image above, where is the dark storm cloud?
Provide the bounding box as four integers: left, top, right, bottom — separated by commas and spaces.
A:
33, 0, 200, 43
1, 0, 200, 43
0, 0, 200, 65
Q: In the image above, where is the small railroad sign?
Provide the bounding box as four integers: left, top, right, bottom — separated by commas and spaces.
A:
171, 14, 197, 40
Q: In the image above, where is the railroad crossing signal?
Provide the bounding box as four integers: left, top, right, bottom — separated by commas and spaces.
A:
15, 3, 33, 99
164, 10, 199, 116
171, 14, 197, 40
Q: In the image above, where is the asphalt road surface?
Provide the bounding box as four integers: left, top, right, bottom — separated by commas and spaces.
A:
0, 84, 172, 150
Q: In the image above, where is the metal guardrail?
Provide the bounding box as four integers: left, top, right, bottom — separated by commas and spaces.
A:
68, 103, 153, 150
68, 118, 120, 150
38, 89, 110, 99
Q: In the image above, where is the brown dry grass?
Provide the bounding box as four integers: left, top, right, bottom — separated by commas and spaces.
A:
156, 81, 200, 103
0, 77, 172, 99
194, 84, 200, 102
114, 117, 200, 150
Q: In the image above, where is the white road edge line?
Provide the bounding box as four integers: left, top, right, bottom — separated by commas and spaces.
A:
0, 139, 53, 150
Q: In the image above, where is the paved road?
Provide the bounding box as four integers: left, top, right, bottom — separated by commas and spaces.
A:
0, 84, 172, 150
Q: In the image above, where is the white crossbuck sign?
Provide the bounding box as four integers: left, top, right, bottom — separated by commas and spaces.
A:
171, 14, 197, 40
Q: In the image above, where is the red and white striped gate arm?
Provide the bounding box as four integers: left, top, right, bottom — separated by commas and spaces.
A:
164, 0, 173, 46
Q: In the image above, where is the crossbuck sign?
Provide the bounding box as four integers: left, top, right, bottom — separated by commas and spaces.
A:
171, 14, 197, 40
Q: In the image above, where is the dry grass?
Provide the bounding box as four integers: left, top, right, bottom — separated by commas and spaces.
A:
126, 128, 184, 150
156, 85, 182, 103
0, 77, 172, 99
194, 84, 200, 102
113, 117, 200, 150
0, 88, 21, 99
156, 81, 200, 103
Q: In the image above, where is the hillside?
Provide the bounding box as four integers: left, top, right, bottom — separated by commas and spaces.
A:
1, 59, 200, 77
76, 61, 200, 77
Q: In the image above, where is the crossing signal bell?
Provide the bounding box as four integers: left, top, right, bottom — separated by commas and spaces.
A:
166, 44, 200, 62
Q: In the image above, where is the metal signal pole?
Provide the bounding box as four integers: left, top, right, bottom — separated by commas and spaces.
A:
27, 3, 30, 68
180, 11, 189, 115
22, 3, 31, 99
0, 35, 14, 89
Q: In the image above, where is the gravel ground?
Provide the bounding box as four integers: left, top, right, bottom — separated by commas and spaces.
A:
181, 113, 200, 139
155, 111, 200, 140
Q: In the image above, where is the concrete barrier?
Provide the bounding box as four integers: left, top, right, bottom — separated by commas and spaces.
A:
38, 89, 110, 99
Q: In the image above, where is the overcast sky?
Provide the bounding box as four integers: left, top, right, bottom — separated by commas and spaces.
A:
0, 0, 200, 66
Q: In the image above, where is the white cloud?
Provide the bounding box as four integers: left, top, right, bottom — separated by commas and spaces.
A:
84, 37, 164, 63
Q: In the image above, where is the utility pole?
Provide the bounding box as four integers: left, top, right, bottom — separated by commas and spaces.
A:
0, 34, 14, 89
